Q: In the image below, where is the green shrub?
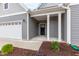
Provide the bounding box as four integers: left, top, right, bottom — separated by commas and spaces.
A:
1, 44, 14, 55
51, 41, 60, 52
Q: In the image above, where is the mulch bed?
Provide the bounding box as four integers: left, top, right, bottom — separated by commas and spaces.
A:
0, 41, 79, 56
0, 47, 37, 56
35, 41, 79, 56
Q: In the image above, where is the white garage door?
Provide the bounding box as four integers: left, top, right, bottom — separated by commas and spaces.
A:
0, 21, 22, 39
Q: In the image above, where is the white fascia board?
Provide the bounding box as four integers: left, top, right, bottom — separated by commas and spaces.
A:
70, 3, 79, 6
31, 11, 65, 17
0, 12, 27, 18
0, 20, 22, 24
58, 3, 78, 7
32, 6, 60, 12
60, 6, 69, 9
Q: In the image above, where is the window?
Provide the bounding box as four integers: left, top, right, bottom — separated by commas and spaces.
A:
4, 3, 8, 10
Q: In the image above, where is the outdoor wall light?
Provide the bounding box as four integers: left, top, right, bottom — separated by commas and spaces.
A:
23, 19, 25, 22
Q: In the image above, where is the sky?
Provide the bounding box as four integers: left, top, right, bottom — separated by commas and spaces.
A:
24, 3, 41, 10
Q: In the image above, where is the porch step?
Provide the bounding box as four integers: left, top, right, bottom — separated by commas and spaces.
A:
0, 38, 43, 51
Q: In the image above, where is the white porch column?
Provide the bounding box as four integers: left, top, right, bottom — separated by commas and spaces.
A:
47, 14, 50, 40
67, 8, 71, 44
27, 13, 29, 40
58, 13, 62, 41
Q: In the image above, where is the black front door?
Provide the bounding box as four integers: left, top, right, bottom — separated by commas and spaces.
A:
40, 27, 45, 35
40, 24, 45, 35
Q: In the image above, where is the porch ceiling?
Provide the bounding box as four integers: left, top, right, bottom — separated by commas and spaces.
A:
34, 15, 47, 21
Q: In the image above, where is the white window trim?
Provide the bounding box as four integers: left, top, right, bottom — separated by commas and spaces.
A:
3, 3, 9, 10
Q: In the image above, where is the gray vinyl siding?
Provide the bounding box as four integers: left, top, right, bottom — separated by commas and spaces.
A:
50, 16, 58, 38
0, 3, 26, 16
71, 4, 79, 45
29, 18, 38, 39
0, 13, 27, 40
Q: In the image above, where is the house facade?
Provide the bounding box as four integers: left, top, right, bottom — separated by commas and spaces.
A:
0, 3, 79, 45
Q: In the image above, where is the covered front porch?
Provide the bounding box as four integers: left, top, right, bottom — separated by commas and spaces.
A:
28, 6, 71, 43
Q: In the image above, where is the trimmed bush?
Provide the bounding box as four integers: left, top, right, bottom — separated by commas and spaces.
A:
1, 44, 14, 55
51, 41, 60, 52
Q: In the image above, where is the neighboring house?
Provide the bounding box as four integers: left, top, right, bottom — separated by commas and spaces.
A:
0, 3, 79, 45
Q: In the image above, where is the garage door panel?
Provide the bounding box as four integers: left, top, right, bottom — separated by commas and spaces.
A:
0, 21, 22, 39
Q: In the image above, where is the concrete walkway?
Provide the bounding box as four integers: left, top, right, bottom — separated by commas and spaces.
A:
31, 36, 47, 41
0, 38, 43, 51
31, 36, 58, 41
